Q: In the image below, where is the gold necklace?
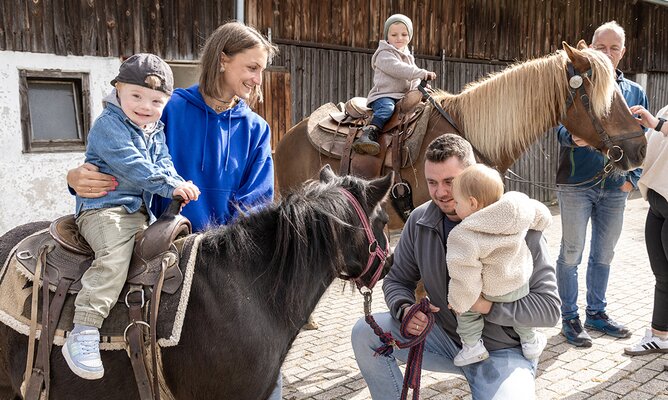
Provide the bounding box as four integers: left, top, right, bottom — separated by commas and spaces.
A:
210, 96, 235, 113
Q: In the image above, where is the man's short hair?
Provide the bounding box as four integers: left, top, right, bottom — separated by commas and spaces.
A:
593, 21, 626, 48
425, 133, 476, 167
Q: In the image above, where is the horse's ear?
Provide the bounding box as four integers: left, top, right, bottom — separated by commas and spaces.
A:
562, 42, 577, 59
576, 39, 588, 50
366, 172, 393, 208
562, 41, 589, 71
319, 164, 337, 183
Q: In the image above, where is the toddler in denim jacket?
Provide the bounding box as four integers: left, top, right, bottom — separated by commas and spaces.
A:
63, 54, 199, 380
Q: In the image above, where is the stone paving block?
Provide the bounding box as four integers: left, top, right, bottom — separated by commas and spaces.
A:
606, 378, 641, 395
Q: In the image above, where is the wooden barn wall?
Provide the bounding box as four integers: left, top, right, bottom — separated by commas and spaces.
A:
648, 72, 668, 115
273, 43, 558, 201
249, 0, 668, 74
0, 0, 234, 59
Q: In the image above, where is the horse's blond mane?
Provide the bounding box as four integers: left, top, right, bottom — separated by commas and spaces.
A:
433, 47, 615, 164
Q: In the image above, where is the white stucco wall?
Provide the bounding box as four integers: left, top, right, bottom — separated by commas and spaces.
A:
0, 51, 121, 235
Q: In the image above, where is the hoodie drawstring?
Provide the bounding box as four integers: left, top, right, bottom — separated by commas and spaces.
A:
201, 111, 209, 172
224, 112, 231, 171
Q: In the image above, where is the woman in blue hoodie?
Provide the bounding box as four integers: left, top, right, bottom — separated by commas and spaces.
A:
67, 23, 283, 397
68, 21, 278, 232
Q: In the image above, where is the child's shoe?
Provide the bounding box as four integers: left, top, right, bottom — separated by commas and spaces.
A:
352, 125, 381, 155
62, 326, 104, 380
453, 338, 489, 367
521, 331, 547, 360
624, 328, 668, 355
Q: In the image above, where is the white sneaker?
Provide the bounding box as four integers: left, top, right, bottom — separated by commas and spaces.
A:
62, 328, 104, 380
521, 331, 547, 360
624, 328, 668, 356
454, 339, 489, 367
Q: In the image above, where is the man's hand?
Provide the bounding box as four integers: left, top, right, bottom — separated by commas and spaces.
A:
404, 303, 440, 336
67, 163, 117, 198
571, 134, 588, 147
469, 295, 492, 314
620, 181, 634, 193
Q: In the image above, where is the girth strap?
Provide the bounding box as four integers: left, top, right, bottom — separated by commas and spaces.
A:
25, 244, 74, 400
126, 287, 154, 400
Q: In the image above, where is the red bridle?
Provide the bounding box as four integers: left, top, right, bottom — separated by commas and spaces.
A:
339, 188, 389, 290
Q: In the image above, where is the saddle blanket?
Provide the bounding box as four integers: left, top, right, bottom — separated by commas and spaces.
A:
0, 230, 202, 351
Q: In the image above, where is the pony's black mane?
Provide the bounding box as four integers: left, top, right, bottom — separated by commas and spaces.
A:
199, 175, 374, 325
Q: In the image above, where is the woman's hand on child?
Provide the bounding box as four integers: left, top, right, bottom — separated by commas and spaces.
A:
67, 163, 118, 198
174, 181, 200, 203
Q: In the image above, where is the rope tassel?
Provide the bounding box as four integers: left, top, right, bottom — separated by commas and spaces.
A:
366, 297, 435, 400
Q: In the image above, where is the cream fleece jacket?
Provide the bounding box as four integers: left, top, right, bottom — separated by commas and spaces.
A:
639, 104, 668, 201
447, 191, 552, 314
366, 40, 430, 105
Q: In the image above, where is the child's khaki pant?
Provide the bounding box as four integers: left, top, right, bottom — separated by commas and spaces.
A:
74, 206, 148, 328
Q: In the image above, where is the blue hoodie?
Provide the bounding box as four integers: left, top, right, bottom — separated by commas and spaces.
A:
153, 84, 274, 231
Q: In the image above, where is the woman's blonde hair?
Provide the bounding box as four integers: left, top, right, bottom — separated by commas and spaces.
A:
452, 164, 504, 209
199, 21, 279, 106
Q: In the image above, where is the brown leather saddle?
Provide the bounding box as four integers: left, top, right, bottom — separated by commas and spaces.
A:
306, 89, 431, 220
17, 200, 192, 400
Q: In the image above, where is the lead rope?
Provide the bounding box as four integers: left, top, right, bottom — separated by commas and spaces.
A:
364, 294, 434, 400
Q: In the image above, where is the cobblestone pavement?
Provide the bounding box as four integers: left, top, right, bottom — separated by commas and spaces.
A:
282, 195, 668, 399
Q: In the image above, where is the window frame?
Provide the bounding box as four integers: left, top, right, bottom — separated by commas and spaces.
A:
19, 69, 91, 153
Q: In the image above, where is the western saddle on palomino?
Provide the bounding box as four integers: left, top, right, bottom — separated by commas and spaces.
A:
306, 88, 431, 221
13, 198, 192, 400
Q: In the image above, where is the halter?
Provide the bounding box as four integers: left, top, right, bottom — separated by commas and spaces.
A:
338, 188, 389, 290
505, 62, 645, 192
564, 62, 644, 163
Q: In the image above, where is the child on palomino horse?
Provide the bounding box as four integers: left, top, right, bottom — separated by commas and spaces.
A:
446, 164, 551, 366
352, 14, 436, 156
63, 54, 200, 380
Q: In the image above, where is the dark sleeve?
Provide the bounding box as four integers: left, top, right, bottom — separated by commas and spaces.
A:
382, 212, 421, 320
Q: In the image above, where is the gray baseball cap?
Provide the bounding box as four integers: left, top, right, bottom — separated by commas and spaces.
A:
111, 53, 174, 95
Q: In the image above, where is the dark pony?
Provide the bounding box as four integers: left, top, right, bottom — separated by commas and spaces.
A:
0, 165, 393, 400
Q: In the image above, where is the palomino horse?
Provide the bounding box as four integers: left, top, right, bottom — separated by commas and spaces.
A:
275, 42, 647, 230
0, 166, 392, 400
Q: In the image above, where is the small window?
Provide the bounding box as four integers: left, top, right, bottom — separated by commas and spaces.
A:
19, 70, 90, 153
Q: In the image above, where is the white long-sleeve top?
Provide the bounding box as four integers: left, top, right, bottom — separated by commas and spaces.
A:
639, 104, 668, 201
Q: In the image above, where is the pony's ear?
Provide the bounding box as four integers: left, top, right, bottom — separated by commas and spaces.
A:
576, 39, 588, 50
319, 164, 337, 183
366, 172, 393, 208
562, 41, 590, 72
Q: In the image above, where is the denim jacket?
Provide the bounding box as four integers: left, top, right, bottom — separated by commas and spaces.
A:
75, 91, 184, 222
